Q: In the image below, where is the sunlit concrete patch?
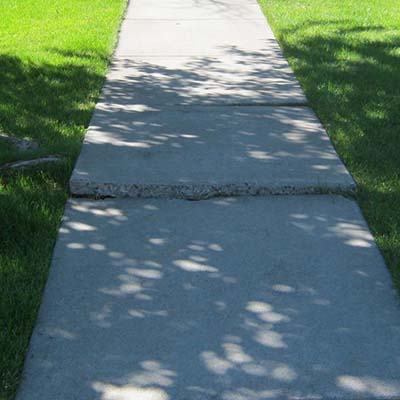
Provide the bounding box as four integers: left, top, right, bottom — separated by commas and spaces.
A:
336, 375, 400, 398
92, 382, 170, 400
16, 196, 400, 399
126, 0, 264, 20
115, 19, 276, 57
126, 0, 265, 20
70, 107, 355, 198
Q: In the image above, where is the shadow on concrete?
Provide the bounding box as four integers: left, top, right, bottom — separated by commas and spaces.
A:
69, 45, 354, 196
18, 197, 400, 400
101, 44, 306, 107
264, 18, 400, 285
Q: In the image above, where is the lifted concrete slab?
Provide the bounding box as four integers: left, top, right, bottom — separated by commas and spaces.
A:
115, 19, 276, 57
126, 0, 264, 20
98, 52, 307, 107
70, 107, 355, 198
17, 196, 400, 400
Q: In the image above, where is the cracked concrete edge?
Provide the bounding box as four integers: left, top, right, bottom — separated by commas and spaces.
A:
69, 179, 357, 200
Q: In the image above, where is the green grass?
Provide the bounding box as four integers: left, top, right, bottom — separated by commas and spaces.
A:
259, 0, 400, 287
1, 1, 399, 398
0, 1, 127, 398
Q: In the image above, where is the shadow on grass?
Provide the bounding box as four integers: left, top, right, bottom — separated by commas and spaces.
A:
0, 53, 107, 164
0, 39, 306, 398
1, 13, 400, 399
0, 51, 108, 399
269, 20, 400, 285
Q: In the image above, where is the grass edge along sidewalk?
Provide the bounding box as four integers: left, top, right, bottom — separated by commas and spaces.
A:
1, 0, 400, 398
259, 0, 400, 288
0, 1, 127, 399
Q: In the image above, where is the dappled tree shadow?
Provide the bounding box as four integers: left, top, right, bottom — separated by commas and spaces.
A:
102, 48, 303, 107
69, 43, 356, 197
267, 19, 400, 284
271, 20, 400, 173
0, 52, 107, 165
0, 49, 112, 399
5, 3, 400, 399
17, 197, 400, 399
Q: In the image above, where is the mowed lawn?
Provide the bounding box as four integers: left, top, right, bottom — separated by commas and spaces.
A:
1, 0, 399, 399
259, 0, 400, 285
0, 1, 127, 398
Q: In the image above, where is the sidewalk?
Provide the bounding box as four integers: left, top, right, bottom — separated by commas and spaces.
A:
69, 0, 353, 197
16, 0, 400, 399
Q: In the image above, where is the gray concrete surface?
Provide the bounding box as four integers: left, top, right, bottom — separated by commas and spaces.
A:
126, 0, 264, 20
70, 106, 355, 198
69, 0, 324, 197
16, 196, 400, 400
18, 0, 400, 399
115, 19, 276, 57
98, 54, 307, 107
109, 0, 307, 106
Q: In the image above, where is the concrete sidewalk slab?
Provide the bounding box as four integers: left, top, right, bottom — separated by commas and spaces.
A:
115, 19, 276, 56
98, 52, 307, 106
16, 196, 400, 400
110, 0, 307, 106
70, 106, 355, 198
126, 0, 264, 20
